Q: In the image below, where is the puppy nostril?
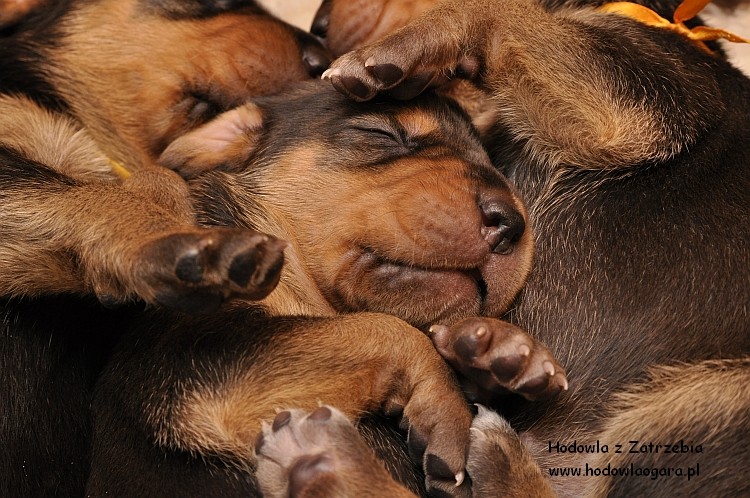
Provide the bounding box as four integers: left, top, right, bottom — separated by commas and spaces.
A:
302, 43, 332, 78
480, 201, 526, 255
311, 0, 331, 38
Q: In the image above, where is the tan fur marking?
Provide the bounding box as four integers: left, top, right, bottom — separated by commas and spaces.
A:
396, 108, 441, 137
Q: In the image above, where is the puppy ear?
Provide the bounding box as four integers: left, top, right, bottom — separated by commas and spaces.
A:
439, 82, 499, 136
159, 103, 264, 179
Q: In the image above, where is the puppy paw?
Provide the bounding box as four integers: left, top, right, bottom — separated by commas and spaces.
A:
429, 317, 568, 401
323, 6, 478, 101
255, 406, 413, 498
132, 228, 285, 313
467, 406, 555, 498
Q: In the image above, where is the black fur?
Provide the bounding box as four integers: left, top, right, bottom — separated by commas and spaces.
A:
499, 16, 750, 431
0, 297, 125, 498
0, 1, 73, 111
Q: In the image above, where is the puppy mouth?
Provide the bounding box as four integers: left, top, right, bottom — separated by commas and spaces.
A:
330, 247, 496, 326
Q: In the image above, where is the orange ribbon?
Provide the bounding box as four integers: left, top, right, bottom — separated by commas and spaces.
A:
598, 0, 750, 53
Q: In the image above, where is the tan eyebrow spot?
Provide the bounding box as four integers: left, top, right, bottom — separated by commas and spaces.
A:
396, 109, 440, 137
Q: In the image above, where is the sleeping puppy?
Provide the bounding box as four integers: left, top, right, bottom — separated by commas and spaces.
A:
0, 0, 330, 311
84, 79, 568, 498
285, 0, 750, 496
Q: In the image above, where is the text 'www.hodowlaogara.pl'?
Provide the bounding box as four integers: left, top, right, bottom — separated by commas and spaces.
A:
545, 439, 703, 481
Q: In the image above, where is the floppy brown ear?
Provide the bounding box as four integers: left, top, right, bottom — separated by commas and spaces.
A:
159, 103, 264, 179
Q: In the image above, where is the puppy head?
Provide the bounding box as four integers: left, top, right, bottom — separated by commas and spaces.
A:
44, 0, 330, 167
162, 81, 533, 328
311, 0, 439, 57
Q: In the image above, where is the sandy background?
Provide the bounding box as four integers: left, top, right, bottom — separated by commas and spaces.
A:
258, 0, 322, 30
703, 2, 750, 75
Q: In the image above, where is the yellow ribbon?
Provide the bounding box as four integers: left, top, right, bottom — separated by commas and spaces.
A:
109, 158, 132, 180
598, 0, 750, 53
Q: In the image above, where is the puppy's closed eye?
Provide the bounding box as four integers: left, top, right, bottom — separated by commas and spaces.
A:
352, 124, 405, 145
181, 91, 224, 126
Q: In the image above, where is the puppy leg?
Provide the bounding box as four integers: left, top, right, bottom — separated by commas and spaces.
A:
89, 311, 473, 498
584, 359, 750, 498
0, 147, 284, 312
430, 317, 568, 402
326, 0, 724, 169
468, 406, 556, 498
256, 406, 418, 498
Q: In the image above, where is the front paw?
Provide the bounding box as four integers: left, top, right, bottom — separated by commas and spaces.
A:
430, 317, 568, 401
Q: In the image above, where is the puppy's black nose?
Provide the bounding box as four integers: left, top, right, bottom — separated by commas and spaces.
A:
480, 197, 526, 255
311, 0, 332, 38
302, 42, 331, 78
296, 30, 332, 78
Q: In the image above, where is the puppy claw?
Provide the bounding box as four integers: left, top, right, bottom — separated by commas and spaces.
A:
543, 360, 556, 377
321, 67, 340, 80
518, 344, 531, 357
428, 324, 449, 335
455, 470, 465, 487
